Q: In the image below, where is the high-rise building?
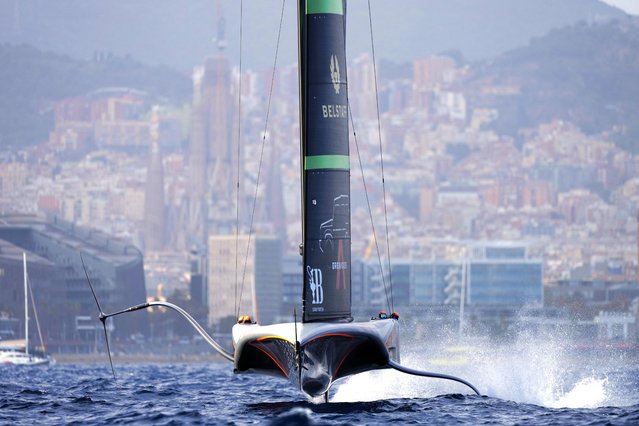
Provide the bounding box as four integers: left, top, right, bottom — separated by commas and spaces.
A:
413, 56, 456, 90
411, 56, 456, 111
349, 54, 378, 119
186, 65, 209, 248
0, 162, 27, 195
263, 143, 287, 245
143, 109, 166, 251
208, 235, 281, 327
186, 1, 238, 248
281, 254, 302, 317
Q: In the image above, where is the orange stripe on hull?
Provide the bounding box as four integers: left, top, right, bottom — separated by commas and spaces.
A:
254, 342, 289, 378
304, 333, 353, 344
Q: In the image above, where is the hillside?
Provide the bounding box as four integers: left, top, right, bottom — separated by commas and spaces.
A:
468, 17, 639, 152
0, 0, 626, 70
0, 44, 190, 147
0, 3, 636, 150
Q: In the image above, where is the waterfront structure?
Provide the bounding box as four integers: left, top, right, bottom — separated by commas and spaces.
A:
546, 279, 639, 311
363, 242, 544, 309
347, 241, 543, 329
593, 311, 636, 341
345, 242, 543, 336
0, 214, 148, 353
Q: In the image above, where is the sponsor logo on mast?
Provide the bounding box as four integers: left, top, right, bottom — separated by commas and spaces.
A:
321, 104, 347, 118
307, 265, 324, 305
330, 54, 340, 95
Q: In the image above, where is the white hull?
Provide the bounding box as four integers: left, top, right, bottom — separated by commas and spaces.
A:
0, 350, 50, 366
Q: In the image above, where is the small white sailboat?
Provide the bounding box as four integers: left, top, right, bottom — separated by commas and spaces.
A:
0, 253, 51, 366
87, 0, 479, 401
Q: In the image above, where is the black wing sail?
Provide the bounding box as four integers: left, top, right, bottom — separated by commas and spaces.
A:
301, 0, 351, 322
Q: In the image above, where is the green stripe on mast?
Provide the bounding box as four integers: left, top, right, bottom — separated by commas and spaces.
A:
306, 0, 343, 15
305, 155, 349, 170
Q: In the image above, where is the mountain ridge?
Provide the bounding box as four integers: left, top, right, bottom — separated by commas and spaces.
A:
467, 16, 639, 152
0, 0, 626, 70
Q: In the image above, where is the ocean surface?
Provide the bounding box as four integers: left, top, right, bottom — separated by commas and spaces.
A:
2, 342, 639, 425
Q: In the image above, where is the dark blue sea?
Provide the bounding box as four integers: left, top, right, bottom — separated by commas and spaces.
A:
2, 341, 639, 425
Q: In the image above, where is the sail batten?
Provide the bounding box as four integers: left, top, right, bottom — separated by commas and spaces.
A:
301, 0, 351, 323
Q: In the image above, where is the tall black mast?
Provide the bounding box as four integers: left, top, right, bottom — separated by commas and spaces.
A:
299, 0, 351, 322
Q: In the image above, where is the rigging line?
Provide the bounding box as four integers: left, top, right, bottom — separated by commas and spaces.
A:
347, 104, 391, 314
237, 0, 287, 319
367, 0, 394, 312
234, 0, 244, 319
26, 273, 45, 351
344, 1, 390, 313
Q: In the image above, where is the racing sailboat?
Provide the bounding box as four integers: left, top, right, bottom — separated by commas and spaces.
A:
232, 0, 400, 400
87, 0, 479, 401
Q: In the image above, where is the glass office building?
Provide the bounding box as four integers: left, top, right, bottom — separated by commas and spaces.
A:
388, 243, 543, 308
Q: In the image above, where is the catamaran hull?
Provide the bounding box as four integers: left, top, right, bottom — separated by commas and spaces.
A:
232, 318, 399, 399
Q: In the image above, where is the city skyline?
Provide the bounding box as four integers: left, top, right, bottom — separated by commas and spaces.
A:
0, 1, 637, 346
1, 4, 638, 423
2, 44, 637, 285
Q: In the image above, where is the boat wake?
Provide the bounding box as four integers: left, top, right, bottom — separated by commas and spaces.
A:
332, 327, 638, 409
550, 377, 608, 409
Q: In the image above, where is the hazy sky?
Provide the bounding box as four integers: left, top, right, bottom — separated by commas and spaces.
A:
0, 0, 632, 71
602, 0, 639, 14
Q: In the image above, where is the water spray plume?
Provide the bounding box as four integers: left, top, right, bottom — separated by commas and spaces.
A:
333, 319, 636, 408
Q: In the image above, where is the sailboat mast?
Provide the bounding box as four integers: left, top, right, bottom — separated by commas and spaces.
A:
23, 252, 28, 356
298, 0, 306, 260
299, 0, 352, 322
